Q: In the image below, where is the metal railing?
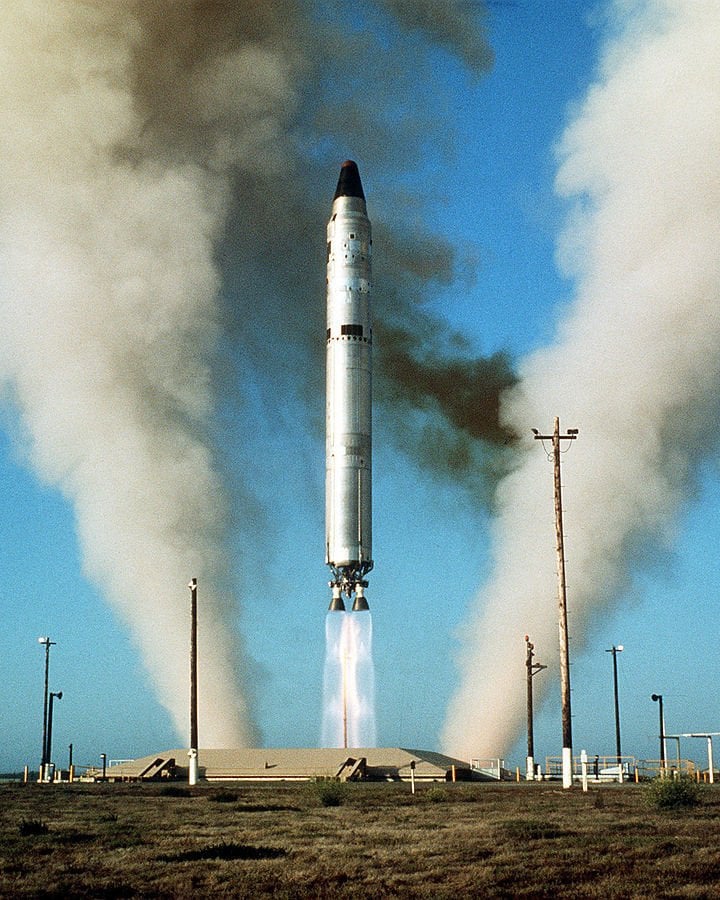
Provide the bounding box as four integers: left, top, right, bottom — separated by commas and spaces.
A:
470, 758, 508, 780
543, 755, 699, 781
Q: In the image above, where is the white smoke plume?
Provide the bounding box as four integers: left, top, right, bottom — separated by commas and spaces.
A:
0, 1, 308, 746
0, 2, 494, 748
442, 0, 720, 760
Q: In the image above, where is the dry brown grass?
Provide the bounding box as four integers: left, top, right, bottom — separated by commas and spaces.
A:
1, 780, 720, 898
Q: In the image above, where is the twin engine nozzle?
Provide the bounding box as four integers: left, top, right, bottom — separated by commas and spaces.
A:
328, 580, 369, 613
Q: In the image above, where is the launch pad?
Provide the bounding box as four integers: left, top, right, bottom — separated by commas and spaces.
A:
100, 748, 485, 783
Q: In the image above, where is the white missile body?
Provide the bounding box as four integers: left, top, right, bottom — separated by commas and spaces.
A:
326, 161, 373, 612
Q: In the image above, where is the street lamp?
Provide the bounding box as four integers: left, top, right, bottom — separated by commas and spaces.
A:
651, 693, 666, 773
46, 691, 63, 779
37, 637, 56, 782
606, 645, 623, 767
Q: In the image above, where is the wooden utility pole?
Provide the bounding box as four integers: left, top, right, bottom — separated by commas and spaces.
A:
525, 635, 547, 780
533, 417, 578, 789
189, 578, 199, 785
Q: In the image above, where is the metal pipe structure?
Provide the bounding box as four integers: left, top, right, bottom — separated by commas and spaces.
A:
708, 737, 714, 782
325, 161, 373, 612
37, 636, 56, 782
667, 733, 720, 783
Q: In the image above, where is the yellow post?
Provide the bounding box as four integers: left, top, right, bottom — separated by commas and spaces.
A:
451, 765, 456, 783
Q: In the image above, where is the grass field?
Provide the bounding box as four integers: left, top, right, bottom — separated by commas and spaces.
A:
1, 780, 719, 898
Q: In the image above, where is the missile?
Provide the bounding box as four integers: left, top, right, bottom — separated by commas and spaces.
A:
325, 161, 373, 612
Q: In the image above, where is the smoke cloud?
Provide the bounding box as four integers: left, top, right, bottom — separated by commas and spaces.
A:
0, 2, 498, 747
0, 1, 292, 745
375, 0, 494, 71
442, 0, 720, 760
377, 323, 517, 496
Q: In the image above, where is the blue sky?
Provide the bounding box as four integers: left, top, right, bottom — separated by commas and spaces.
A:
2, 0, 719, 775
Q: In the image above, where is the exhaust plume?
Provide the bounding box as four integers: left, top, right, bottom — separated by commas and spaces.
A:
0, 1, 496, 747
442, 0, 720, 760
322, 612, 376, 748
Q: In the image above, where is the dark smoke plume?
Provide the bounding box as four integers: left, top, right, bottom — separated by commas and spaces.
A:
376, 322, 518, 493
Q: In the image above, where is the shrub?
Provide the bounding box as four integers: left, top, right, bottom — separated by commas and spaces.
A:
425, 786, 450, 803
645, 775, 701, 810
312, 779, 346, 807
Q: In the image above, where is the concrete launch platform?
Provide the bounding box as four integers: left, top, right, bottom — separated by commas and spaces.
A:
103, 748, 485, 783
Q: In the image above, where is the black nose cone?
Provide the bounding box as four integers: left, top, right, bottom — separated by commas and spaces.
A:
333, 160, 365, 201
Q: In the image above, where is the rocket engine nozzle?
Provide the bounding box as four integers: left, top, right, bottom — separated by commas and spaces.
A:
328, 583, 346, 612
351, 583, 369, 612
328, 574, 370, 612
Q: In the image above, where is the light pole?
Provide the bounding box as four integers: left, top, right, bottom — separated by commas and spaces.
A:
533, 419, 579, 789
651, 693, 666, 774
46, 691, 63, 779
606, 645, 623, 767
525, 635, 547, 780
38, 637, 56, 782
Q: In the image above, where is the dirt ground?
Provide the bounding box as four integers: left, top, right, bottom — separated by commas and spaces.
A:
1, 780, 719, 898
